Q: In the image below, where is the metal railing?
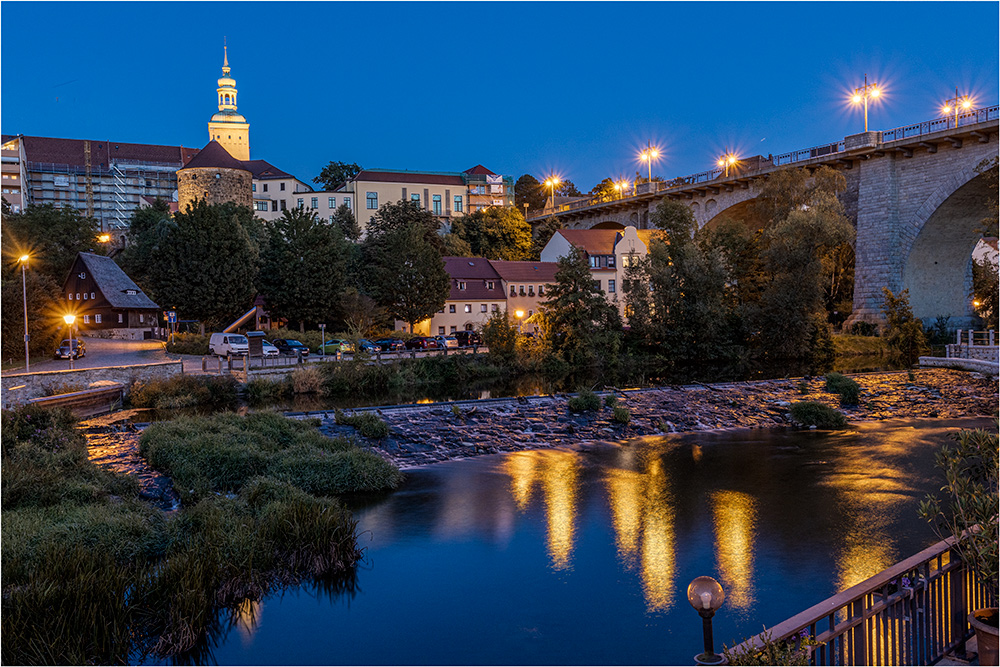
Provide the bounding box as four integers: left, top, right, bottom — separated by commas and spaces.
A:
732, 536, 993, 666
530, 104, 999, 220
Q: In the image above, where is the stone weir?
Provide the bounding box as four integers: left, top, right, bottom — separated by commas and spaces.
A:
290, 368, 998, 470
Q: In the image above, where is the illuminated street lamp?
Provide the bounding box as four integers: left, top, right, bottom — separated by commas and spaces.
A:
63, 314, 77, 370
717, 152, 738, 178
688, 575, 726, 665
515, 309, 525, 335
19, 254, 30, 371
942, 88, 974, 130
97, 233, 111, 244
639, 143, 660, 184
850, 73, 881, 132
544, 177, 561, 209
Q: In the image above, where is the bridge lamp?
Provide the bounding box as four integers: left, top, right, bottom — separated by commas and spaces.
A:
544, 177, 561, 209
850, 74, 882, 132
63, 313, 77, 370
942, 88, 974, 129
639, 143, 660, 183
19, 255, 30, 371
688, 576, 726, 665
717, 153, 738, 178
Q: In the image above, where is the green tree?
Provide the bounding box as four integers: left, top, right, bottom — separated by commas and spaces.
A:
556, 180, 583, 197
259, 207, 349, 332
481, 309, 517, 359
361, 201, 450, 331
1, 204, 103, 284
442, 232, 473, 257
514, 174, 547, 213
313, 161, 362, 191
540, 246, 622, 368
142, 200, 261, 332
589, 177, 619, 201
881, 287, 929, 363
331, 203, 361, 241
117, 199, 173, 289
1, 268, 62, 363
972, 256, 999, 327
449, 206, 533, 260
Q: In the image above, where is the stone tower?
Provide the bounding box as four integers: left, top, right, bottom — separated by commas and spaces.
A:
207, 44, 250, 161
176, 140, 252, 212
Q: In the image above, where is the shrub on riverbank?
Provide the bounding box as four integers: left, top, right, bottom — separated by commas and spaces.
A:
612, 406, 631, 424
789, 401, 849, 429
335, 409, 390, 439
825, 372, 861, 406
245, 376, 292, 404
128, 374, 239, 410
1, 405, 390, 664
568, 388, 601, 412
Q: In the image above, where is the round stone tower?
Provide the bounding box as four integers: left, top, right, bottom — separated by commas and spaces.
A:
176, 140, 252, 212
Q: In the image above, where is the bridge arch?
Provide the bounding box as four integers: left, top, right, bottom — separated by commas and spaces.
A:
901, 163, 993, 325
701, 197, 767, 232
590, 220, 626, 230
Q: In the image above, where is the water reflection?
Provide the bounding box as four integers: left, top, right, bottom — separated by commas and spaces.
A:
712, 490, 756, 610
638, 457, 677, 612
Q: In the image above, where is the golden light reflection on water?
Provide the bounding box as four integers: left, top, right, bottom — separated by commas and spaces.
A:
607, 468, 644, 559
504, 450, 580, 570
505, 452, 537, 510
711, 490, 757, 610
234, 599, 261, 644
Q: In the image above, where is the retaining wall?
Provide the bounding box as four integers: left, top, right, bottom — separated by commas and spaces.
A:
919, 356, 999, 376
1, 360, 183, 409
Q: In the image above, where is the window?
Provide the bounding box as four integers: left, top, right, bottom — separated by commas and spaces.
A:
438, 326, 445, 335
95, 314, 102, 324
69, 293, 74, 300
118, 313, 123, 323
449, 305, 456, 313
329, 197, 335, 208
458, 281, 466, 290
510, 285, 516, 296
491, 304, 499, 312
272, 200, 278, 212
450, 326, 457, 333
344, 197, 352, 210
255, 201, 269, 211
366, 192, 378, 209
608, 279, 616, 293
252, 183, 257, 192
297, 198, 304, 209
83, 315, 90, 324
311, 197, 318, 209
329, 215, 335, 224
486, 281, 495, 290
454, 195, 463, 212
589, 256, 600, 268
480, 304, 488, 313
464, 304, 472, 313
280, 200, 286, 210
607, 255, 615, 268
593, 280, 601, 291
432, 195, 442, 215
621, 254, 630, 268
519, 285, 525, 296
139, 314, 144, 322
411, 193, 421, 206
76, 293, 81, 300
472, 185, 486, 195
91, 292, 95, 300
280, 183, 286, 191
263, 183, 269, 192
465, 324, 474, 331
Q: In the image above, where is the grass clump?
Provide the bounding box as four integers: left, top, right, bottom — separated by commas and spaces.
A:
568, 388, 601, 413
604, 393, 618, 408
244, 376, 291, 404
290, 365, 324, 394
612, 406, 631, 424
128, 374, 238, 410
335, 409, 391, 439
825, 372, 861, 406
165, 332, 210, 355
789, 401, 849, 429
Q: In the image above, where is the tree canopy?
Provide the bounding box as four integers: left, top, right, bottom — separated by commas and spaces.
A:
1, 204, 104, 284
514, 174, 547, 213
331, 202, 361, 241
313, 161, 362, 191
449, 206, 533, 260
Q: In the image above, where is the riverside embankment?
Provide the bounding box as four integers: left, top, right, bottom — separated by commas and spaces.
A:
307, 368, 998, 469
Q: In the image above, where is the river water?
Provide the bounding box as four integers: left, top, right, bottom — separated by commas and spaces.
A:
165, 417, 987, 666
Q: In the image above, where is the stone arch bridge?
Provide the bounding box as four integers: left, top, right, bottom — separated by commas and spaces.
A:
530, 108, 999, 327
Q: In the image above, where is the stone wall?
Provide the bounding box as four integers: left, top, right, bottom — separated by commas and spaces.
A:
1, 360, 182, 409
177, 167, 252, 212
86, 327, 167, 341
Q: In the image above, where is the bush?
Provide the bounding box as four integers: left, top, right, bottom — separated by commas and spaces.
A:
334, 409, 390, 439
604, 394, 618, 408
824, 372, 861, 406
724, 628, 824, 666
789, 401, 848, 429
244, 377, 291, 404
166, 332, 210, 355
567, 388, 601, 413
612, 406, 630, 424
881, 288, 928, 363
128, 374, 238, 410
849, 321, 879, 337
290, 366, 324, 394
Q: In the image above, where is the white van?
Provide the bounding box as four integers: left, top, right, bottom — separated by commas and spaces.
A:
209, 333, 249, 357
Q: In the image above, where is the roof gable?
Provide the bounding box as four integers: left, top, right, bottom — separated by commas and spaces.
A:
67, 253, 159, 310
180, 141, 249, 172
488, 260, 559, 283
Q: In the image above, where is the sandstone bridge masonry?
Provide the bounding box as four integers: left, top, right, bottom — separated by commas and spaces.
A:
530, 108, 999, 328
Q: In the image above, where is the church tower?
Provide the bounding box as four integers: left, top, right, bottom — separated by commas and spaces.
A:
207, 44, 250, 161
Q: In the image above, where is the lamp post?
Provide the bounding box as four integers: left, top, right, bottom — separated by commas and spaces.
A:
63, 314, 76, 370
687, 576, 726, 665
19, 254, 30, 371
544, 177, 561, 210
851, 73, 881, 132
319, 323, 326, 358
515, 309, 525, 335
639, 143, 659, 185
717, 153, 737, 178
942, 88, 974, 130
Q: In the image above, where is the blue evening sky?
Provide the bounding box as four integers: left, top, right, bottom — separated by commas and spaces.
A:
2, 1, 997, 191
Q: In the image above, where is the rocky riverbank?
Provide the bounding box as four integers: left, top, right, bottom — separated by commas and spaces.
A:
310, 369, 998, 469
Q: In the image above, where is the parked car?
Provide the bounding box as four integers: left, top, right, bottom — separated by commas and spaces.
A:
405, 336, 440, 350
357, 339, 379, 353
272, 338, 310, 357
54, 339, 86, 359
434, 335, 460, 349
261, 340, 280, 357
374, 337, 406, 352
209, 333, 249, 357
454, 331, 483, 347
318, 338, 354, 354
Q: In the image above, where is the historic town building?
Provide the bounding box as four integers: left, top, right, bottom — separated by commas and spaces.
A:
61, 252, 160, 339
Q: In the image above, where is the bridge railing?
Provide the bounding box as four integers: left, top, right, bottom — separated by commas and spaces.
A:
530, 105, 999, 219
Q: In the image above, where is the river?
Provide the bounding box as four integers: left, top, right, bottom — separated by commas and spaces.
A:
158, 416, 989, 665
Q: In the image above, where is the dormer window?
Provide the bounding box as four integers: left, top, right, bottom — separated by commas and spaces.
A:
486, 281, 495, 290
124, 289, 137, 296
458, 281, 467, 290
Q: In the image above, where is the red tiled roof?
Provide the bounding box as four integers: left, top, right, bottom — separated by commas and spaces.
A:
443, 257, 504, 300
983, 237, 998, 251
488, 260, 559, 283
180, 141, 249, 171
463, 164, 496, 175
244, 159, 294, 180
353, 170, 465, 186
18, 135, 198, 168
140, 196, 179, 213
556, 229, 622, 255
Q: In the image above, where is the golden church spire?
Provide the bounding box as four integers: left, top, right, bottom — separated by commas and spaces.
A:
207, 40, 250, 160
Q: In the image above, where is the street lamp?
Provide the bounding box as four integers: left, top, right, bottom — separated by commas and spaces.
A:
850, 73, 881, 132
515, 309, 525, 335
97, 233, 111, 244
63, 314, 76, 370
19, 254, 30, 371
639, 143, 660, 184
942, 88, 974, 130
717, 153, 738, 178
544, 177, 561, 210
687, 576, 726, 665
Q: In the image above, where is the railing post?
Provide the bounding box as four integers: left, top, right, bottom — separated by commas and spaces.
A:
990, 330, 995, 346
968, 329, 974, 346
956, 329, 963, 345
850, 598, 868, 664
949, 558, 969, 659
